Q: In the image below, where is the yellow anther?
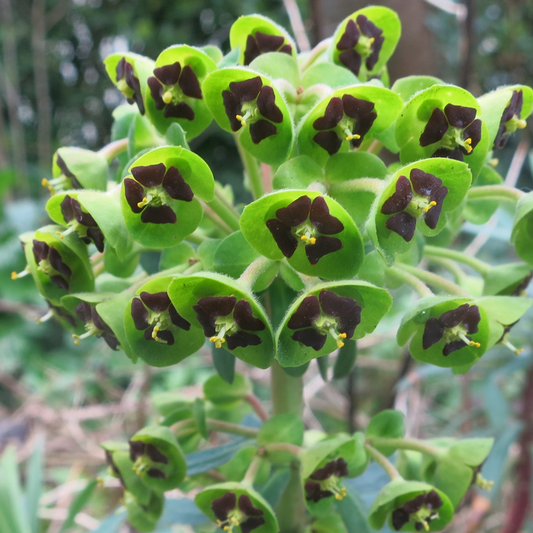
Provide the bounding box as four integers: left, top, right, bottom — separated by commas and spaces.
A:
210, 336, 226, 349
11, 271, 18, 280
72, 334, 80, 346
423, 521, 430, 532
236, 114, 246, 127
55, 231, 65, 239
41, 178, 49, 187
137, 197, 148, 208
369, 37, 375, 43
490, 158, 499, 167
469, 340, 481, 348
516, 119, 527, 129
424, 200, 437, 213
516, 347, 524, 355
162, 91, 173, 104
464, 138, 473, 153
96, 477, 104, 488
300, 235, 317, 244
309, 237, 316, 244
336, 332, 347, 348
465, 137, 472, 144
345, 133, 361, 141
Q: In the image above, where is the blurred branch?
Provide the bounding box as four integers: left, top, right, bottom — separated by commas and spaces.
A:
424, 0, 467, 19
505, 138, 530, 188
459, 0, 476, 89
282, 0, 311, 52
45, 0, 71, 30
32, 0, 53, 173
0, 0, 29, 190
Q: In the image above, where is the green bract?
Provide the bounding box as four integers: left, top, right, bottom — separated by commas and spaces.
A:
47, 147, 109, 194
203, 67, 294, 165
124, 276, 205, 367
276, 281, 392, 367
240, 190, 364, 280
296, 85, 403, 166
168, 272, 274, 369
129, 425, 187, 492
366, 158, 471, 265
395, 85, 490, 180
368, 479, 453, 532
121, 145, 214, 248
511, 191, 533, 265
329, 6, 401, 82
365, 410, 405, 456
229, 14, 297, 66
124, 490, 164, 533
144, 45, 217, 138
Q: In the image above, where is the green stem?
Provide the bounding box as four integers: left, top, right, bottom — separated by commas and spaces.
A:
97, 138, 128, 162
300, 38, 332, 71
367, 437, 439, 457
423, 245, 490, 276
242, 454, 264, 486
386, 266, 434, 298
364, 443, 401, 480
467, 185, 525, 204
238, 256, 275, 291
206, 194, 241, 232
206, 419, 259, 438
181, 261, 203, 276
185, 232, 207, 245
270, 361, 306, 533
262, 442, 302, 456
397, 263, 472, 297
201, 201, 233, 235
329, 177, 384, 196
236, 138, 265, 200
426, 256, 466, 284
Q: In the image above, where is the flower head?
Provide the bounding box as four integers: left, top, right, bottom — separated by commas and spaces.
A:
72, 301, 119, 350
148, 61, 202, 120
129, 439, 169, 480
336, 15, 384, 77
419, 103, 482, 161
59, 195, 105, 252
380, 169, 448, 242
494, 90, 527, 149
193, 296, 265, 350
115, 56, 145, 115
124, 162, 193, 224
32, 239, 72, 291
266, 195, 344, 265
288, 290, 361, 351
391, 490, 443, 532
305, 457, 349, 503
211, 492, 265, 533
312, 95, 377, 155
131, 291, 191, 345
423, 303, 481, 356
243, 31, 293, 65
222, 76, 283, 144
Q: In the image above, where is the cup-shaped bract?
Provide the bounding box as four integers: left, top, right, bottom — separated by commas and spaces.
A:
124, 276, 205, 367
20, 225, 94, 306
104, 52, 155, 117
276, 281, 392, 367
296, 85, 403, 166
366, 159, 471, 266
144, 45, 217, 138
396, 85, 490, 181
511, 191, 533, 266
129, 425, 187, 493
369, 479, 453, 532
195, 482, 279, 533
300, 434, 366, 517
240, 190, 364, 280
45, 147, 108, 195
120, 146, 214, 248
329, 6, 401, 82
124, 490, 164, 533
229, 14, 297, 66
203, 68, 294, 165
477, 85, 533, 150
168, 272, 274, 369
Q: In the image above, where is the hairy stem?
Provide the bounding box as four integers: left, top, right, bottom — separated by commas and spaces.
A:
426, 256, 466, 284
97, 138, 128, 162
367, 437, 439, 457
206, 193, 241, 232
467, 184, 525, 204
238, 256, 275, 291
236, 138, 265, 200
329, 177, 384, 196
245, 392, 270, 421
386, 266, 434, 297
262, 442, 302, 456
397, 263, 472, 297
364, 443, 402, 480
206, 419, 259, 438
423, 245, 490, 276
242, 454, 264, 486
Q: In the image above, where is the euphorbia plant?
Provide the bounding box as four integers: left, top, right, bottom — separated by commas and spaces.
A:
12, 4, 533, 532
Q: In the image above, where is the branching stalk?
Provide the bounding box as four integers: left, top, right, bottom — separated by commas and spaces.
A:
397, 263, 472, 297
467, 185, 525, 204
423, 245, 490, 276
364, 443, 402, 480
386, 266, 434, 297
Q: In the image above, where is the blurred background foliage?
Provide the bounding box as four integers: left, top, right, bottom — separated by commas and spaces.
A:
0, 0, 533, 532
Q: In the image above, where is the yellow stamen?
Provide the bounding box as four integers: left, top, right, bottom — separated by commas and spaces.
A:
300, 235, 317, 245
369, 37, 375, 43
210, 336, 226, 349
345, 133, 361, 141
516, 119, 527, 129
72, 334, 80, 346
464, 138, 473, 153
36, 310, 53, 324
469, 340, 481, 348
422, 521, 430, 532
162, 91, 173, 104
236, 114, 246, 127
55, 231, 65, 239
137, 197, 148, 208
337, 332, 347, 348
424, 200, 437, 213
490, 158, 499, 167
41, 178, 49, 187
11, 269, 30, 280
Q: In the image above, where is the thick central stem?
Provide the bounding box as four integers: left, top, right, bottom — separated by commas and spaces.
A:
271, 361, 306, 533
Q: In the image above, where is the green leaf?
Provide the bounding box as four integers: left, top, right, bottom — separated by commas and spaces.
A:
257, 413, 304, 447
463, 164, 503, 225
213, 230, 260, 278
511, 191, 533, 265
333, 340, 357, 379
159, 242, 198, 271
194, 398, 208, 439
166, 122, 190, 149
25, 439, 44, 533
365, 410, 405, 456
58, 479, 98, 533
204, 372, 252, 407
391, 75, 443, 102
272, 155, 324, 191
316, 354, 329, 381
448, 438, 494, 467
250, 52, 300, 88
51, 147, 109, 192
483, 262, 532, 296
301, 62, 358, 90
337, 485, 372, 533
212, 344, 236, 384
